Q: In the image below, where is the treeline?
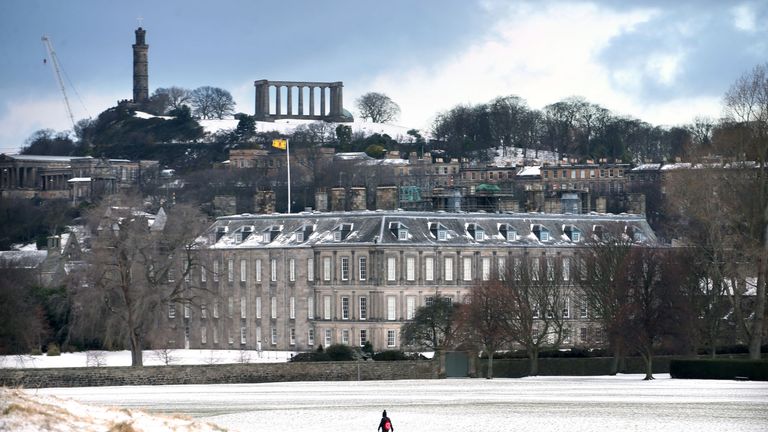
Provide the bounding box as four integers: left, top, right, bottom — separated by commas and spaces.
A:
431, 95, 715, 163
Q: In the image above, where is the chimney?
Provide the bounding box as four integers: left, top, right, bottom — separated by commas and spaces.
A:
330, 187, 346, 212
376, 186, 398, 210
349, 187, 367, 210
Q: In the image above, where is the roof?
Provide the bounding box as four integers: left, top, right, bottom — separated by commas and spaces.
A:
0, 251, 48, 268
2, 154, 87, 162
199, 210, 657, 249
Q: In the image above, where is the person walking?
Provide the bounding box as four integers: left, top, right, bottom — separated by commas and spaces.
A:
378, 410, 394, 432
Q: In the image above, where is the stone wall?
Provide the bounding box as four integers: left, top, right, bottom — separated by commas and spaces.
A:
0, 360, 437, 389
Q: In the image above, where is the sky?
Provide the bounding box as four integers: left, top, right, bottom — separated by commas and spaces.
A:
0, 0, 766, 154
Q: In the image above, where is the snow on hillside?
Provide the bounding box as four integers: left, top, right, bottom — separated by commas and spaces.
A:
493, 146, 560, 166
0, 388, 225, 432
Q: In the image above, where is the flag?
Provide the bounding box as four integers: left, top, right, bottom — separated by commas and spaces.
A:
272, 139, 287, 150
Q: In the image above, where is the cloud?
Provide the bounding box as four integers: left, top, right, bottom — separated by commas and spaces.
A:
732, 3, 757, 32
0, 91, 121, 154
353, 2, 721, 130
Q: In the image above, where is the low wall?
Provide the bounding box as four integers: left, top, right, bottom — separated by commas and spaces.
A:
478, 356, 675, 378
0, 360, 437, 389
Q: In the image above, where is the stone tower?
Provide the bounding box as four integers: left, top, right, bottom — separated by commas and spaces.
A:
132, 27, 149, 103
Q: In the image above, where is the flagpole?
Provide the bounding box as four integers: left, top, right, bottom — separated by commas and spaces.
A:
286, 138, 291, 214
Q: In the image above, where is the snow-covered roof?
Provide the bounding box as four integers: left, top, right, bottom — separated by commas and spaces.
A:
516, 166, 541, 177
199, 210, 657, 249
1, 154, 87, 162
0, 250, 48, 268
68, 177, 91, 182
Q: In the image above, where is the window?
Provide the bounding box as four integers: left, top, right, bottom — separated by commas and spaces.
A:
572, 231, 581, 242
271, 296, 277, 319
359, 297, 368, 320
387, 296, 396, 320
475, 229, 485, 241
308, 329, 315, 346
406, 257, 415, 281
497, 257, 506, 280
425, 296, 434, 307
255, 259, 262, 282
290, 296, 295, 319
406, 296, 416, 320
438, 229, 447, 241
342, 329, 350, 344
562, 257, 570, 281
168, 303, 176, 319
323, 257, 331, 281
359, 329, 368, 347
387, 257, 396, 281
241, 326, 247, 344
228, 329, 234, 345
398, 228, 408, 240
425, 257, 434, 281
444, 257, 454, 281
201, 327, 207, 344
533, 302, 540, 318
514, 258, 522, 280
168, 266, 175, 283
213, 260, 219, 282
201, 264, 207, 282
580, 327, 588, 342
324, 329, 332, 347
580, 298, 588, 318
307, 258, 314, 281
359, 257, 367, 281
184, 262, 190, 282
240, 296, 246, 319
295, 232, 304, 242
463, 257, 472, 281
213, 299, 220, 318
323, 296, 332, 319
256, 327, 261, 346
387, 330, 396, 347
307, 296, 314, 319
256, 296, 262, 319
270, 259, 277, 282
481, 257, 491, 281
289, 258, 295, 281
201, 303, 208, 319
341, 257, 349, 281
531, 257, 540, 280
562, 297, 570, 319
290, 328, 296, 345
540, 230, 550, 241
547, 258, 555, 281
333, 231, 342, 241
228, 259, 234, 282
271, 327, 277, 345
227, 296, 234, 317
213, 327, 219, 344
341, 297, 350, 320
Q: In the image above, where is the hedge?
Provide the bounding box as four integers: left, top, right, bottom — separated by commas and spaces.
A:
670, 359, 768, 381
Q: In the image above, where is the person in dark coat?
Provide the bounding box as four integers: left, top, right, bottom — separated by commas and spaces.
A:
378, 410, 394, 432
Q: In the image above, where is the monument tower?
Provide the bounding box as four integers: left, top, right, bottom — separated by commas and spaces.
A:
132, 27, 149, 103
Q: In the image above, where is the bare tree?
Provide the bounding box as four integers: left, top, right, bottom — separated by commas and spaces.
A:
77, 194, 208, 367
157, 87, 191, 111
400, 294, 460, 377
191, 86, 235, 119
356, 92, 400, 123
459, 279, 513, 379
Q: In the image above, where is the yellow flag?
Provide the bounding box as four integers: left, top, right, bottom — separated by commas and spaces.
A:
272, 139, 287, 150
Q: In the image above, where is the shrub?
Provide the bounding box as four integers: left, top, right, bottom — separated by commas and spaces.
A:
325, 344, 355, 361
46, 343, 61, 356
372, 350, 409, 361
290, 352, 331, 362
670, 359, 768, 381
30, 348, 42, 356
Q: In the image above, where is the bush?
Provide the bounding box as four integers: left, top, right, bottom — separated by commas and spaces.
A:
46, 343, 60, 356
372, 350, 410, 361
325, 344, 355, 361
30, 348, 42, 356
289, 352, 331, 362
670, 359, 768, 381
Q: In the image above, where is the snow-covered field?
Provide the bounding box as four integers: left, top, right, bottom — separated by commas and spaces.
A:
0, 349, 296, 369
32, 375, 768, 432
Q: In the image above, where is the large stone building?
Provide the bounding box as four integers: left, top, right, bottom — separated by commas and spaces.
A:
160, 210, 657, 352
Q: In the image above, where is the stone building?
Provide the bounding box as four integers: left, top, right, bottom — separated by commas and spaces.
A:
160, 210, 658, 352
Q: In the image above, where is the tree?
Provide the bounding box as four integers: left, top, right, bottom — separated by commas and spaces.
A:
155, 87, 191, 111
356, 92, 401, 123
0, 266, 48, 354
190, 86, 235, 119
77, 195, 208, 366
459, 279, 512, 378
501, 256, 570, 376
21, 129, 76, 156
400, 294, 460, 377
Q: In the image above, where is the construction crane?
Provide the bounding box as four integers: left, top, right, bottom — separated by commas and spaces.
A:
41, 35, 77, 130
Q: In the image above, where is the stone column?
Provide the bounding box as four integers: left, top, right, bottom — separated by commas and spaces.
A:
298, 86, 304, 116
287, 86, 293, 116
320, 86, 326, 116
275, 85, 282, 116
309, 86, 315, 116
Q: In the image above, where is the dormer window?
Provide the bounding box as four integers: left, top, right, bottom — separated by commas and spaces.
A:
262, 225, 281, 243
234, 226, 254, 244
563, 225, 581, 242
389, 222, 409, 240
332, 223, 353, 241
467, 223, 485, 241
627, 226, 646, 242
532, 224, 550, 242
593, 225, 604, 240
296, 232, 304, 242
215, 226, 228, 241
294, 224, 313, 243
499, 224, 517, 241
430, 222, 448, 241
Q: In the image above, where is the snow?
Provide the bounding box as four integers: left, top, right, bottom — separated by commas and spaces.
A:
198, 117, 412, 139
517, 165, 541, 176
67, 177, 91, 182
493, 147, 560, 166
0, 349, 296, 369
30, 375, 768, 432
